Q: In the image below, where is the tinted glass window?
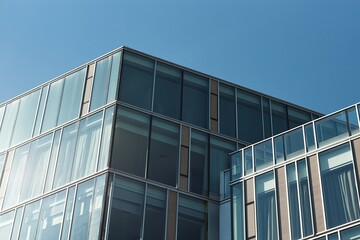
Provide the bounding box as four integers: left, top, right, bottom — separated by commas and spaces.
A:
237, 89, 263, 143
182, 72, 209, 128
111, 107, 150, 177
272, 101, 288, 135
0, 100, 20, 152
0, 211, 14, 238
232, 183, 244, 240
288, 107, 311, 129
262, 98, 272, 138
98, 106, 115, 171
154, 62, 182, 119
190, 130, 209, 195
148, 118, 179, 187
254, 140, 273, 171
119, 52, 154, 110
33, 86, 49, 136
219, 84, 236, 137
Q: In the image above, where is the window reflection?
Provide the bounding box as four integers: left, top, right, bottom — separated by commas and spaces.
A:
219, 83, 236, 138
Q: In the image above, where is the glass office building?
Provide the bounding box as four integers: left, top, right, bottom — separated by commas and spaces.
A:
0, 46, 322, 239
230, 103, 360, 240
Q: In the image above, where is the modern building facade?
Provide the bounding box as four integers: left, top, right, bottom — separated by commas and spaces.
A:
0, 46, 323, 240
230, 103, 360, 240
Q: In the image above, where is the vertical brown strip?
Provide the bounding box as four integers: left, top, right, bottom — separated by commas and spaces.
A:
181, 126, 190, 147
81, 63, 95, 116
211, 79, 218, 95
276, 167, 290, 240
352, 138, 360, 186
180, 126, 190, 191
166, 191, 177, 240
308, 154, 325, 233
246, 203, 256, 239
210, 79, 218, 133
245, 179, 254, 204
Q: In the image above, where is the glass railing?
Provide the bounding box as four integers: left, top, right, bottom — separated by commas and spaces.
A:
230, 103, 360, 181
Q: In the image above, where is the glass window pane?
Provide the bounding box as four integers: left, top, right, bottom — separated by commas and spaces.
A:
328, 233, 339, 240
0, 106, 5, 128
90, 52, 121, 111
10, 207, 23, 240
0, 100, 20, 152
316, 111, 349, 147
70, 174, 106, 240
288, 107, 311, 129
347, 107, 359, 135
53, 123, 79, 189
319, 144, 360, 228
274, 136, 285, 163
231, 151, 242, 181
33, 86, 49, 136
244, 147, 253, 175
190, 130, 209, 195
286, 163, 301, 240
177, 195, 207, 240
20, 134, 53, 202
263, 98, 272, 138
0, 154, 5, 184
98, 106, 115, 171
256, 171, 278, 240
44, 130, 61, 192
119, 52, 154, 110
3, 144, 30, 209
60, 187, 75, 240
0, 211, 15, 238
154, 62, 182, 119
341, 225, 360, 240
284, 128, 304, 159
210, 137, 236, 196
148, 118, 180, 187
111, 107, 150, 177
58, 69, 86, 126
108, 176, 145, 240
232, 183, 244, 240
219, 84, 236, 137
72, 112, 103, 180
305, 123, 315, 151
36, 190, 66, 239
41, 79, 64, 132
272, 101, 288, 135
182, 72, 209, 129
254, 140, 273, 171
11, 90, 40, 146
143, 186, 167, 240
19, 200, 41, 240
237, 89, 263, 143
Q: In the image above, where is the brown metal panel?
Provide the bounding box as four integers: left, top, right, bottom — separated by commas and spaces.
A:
166, 191, 177, 240
246, 203, 255, 238
179, 175, 188, 191
352, 138, 360, 186
210, 119, 218, 133
308, 154, 325, 233
81, 102, 89, 116
210, 94, 218, 120
181, 126, 189, 147
211, 79, 218, 95
87, 63, 95, 78
245, 179, 254, 204
83, 77, 93, 103
180, 146, 189, 176
276, 167, 290, 240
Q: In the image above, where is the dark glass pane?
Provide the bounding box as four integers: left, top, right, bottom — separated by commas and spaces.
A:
284, 128, 304, 159
190, 130, 209, 195
148, 118, 179, 186
111, 107, 150, 177
108, 176, 145, 240
244, 147, 253, 175
316, 111, 349, 147
143, 186, 167, 240
119, 52, 154, 110
231, 151, 242, 181
154, 62, 182, 119
237, 89, 263, 143
232, 183, 244, 240
263, 98, 272, 138
177, 195, 207, 240
219, 84, 236, 138
288, 107, 311, 129
210, 137, 236, 196
254, 140, 273, 171
347, 107, 359, 135
286, 163, 301, 240
304, 123, 315, 151
182, 72, 209, 128
341, 225, 360, 240
272, 101, 288, 135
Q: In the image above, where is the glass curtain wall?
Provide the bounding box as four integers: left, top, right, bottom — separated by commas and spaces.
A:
232, 183, 244, 240
219, 83, 236, 138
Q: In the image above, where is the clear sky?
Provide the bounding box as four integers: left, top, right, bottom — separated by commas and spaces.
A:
0, 0, 359, 114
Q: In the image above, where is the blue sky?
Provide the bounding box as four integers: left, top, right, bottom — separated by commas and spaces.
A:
0, 0, 359, 114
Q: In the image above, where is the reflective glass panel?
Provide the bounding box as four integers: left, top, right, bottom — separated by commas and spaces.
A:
148, 118, 180, 187
10, 207, 23, 240
319, 144, 360, 228
286, 163, 301, 240
44, 130, 61, 192
254, 140, 273, 171
33, 86, 49, 136
0, 154, 5, 183
272, 101, 288, 135
190, 130, 209, 195
347, 107, 359, 135
341, 225, 360, 240
177, 195, 207, 240
98, 106, 115, 170
244, 147, 253, 175
90, 52, 121, 111
237, 89, 263, 143
72, 112, 102, 180
328, 233, 339, 240
19, 200, 41, 240
0, 100, 20, 152
0, 106, 5, 128
274, 136, 285, 163
219, 83, 236, 138
288, 107, 311, 129
182, 72, 209, 129
60, 187, 75, 240
111, 107, 150, 177
232, 183, 244, 240
108, 176, 145, 240
316, 111, 349, 147
210, 137, 236, 196
231, 151, 242, 181
143, 186, 167, 240
284, 128, 305, 159
0, 211, 14, 238
11, 89, 40, 145
119, 52, 154, 110
154, 62, 182, 119
263, 98, 272, 138
256, 171, 278, 240
305, 123, 315, 151
53, 123, 79, 189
